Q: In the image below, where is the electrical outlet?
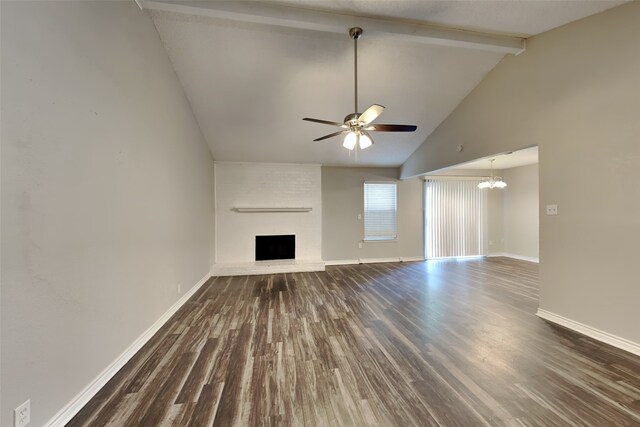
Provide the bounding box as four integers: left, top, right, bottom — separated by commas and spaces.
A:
358, 242, 363, 249
546, 204, 559, 216
177, 283, 182, 294
14, 399, 30, 427
357, 213, 362, 220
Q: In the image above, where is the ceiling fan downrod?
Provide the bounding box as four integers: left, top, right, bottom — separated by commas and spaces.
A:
350, 27, 363, 116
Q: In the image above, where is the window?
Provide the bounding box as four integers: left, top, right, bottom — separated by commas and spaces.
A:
364, 182, 397, 241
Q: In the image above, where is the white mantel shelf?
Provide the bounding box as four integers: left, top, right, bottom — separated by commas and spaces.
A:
233, 207, 313, 213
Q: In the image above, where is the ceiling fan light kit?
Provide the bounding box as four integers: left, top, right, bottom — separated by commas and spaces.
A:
343, 130, 373, 150
303, 27, 417, 154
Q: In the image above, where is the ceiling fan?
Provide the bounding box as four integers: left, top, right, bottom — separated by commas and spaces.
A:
303, 27, 417, 151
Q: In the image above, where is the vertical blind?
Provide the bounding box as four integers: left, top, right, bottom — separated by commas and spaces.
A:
425, 178, 486, 259
364, 182, 397, 240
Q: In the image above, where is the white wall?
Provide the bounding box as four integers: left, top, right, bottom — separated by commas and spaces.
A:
322, 167, 423, 262
214, 162, 322, 264
487, 184, 505, 254
484, 164, 539, 259
401, 2, 640, 345
503, 164, 539, 259
1, 2, 214, 425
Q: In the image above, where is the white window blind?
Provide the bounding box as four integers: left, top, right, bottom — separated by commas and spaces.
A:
364, 182, 397, 240
425, 178, 487, 259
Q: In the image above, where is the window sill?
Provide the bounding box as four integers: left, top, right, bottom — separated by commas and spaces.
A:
362, 238, 399, 243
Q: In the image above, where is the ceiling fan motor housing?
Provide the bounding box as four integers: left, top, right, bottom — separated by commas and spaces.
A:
344, 112, 361, 127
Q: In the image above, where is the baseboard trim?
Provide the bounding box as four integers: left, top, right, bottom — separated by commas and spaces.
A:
400, 256, 426, 262
488, 252, 539, 263
45, 273, 211, 427
325, 256, 425, 266
360, 257, 401, 264
324, 259, 360, 266
536, 309, 640, 357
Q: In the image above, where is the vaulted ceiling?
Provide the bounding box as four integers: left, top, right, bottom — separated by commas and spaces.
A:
146, 0, 625, 166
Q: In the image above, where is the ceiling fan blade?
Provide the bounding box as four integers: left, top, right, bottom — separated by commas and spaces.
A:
365, 124, 417, 132
358, 104, 385, 125
313, 130, 349, 141
303, 118, 347, 128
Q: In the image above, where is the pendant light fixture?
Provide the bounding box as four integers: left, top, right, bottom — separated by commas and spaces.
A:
478, 159, 507, 189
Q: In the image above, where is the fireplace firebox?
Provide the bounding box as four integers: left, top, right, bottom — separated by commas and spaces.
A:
255, 235, 295, 261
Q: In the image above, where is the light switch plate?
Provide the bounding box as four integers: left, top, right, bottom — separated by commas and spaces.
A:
546, 204, 558, 216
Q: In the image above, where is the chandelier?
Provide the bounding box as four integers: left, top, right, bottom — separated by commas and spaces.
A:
478, 159, 507, 189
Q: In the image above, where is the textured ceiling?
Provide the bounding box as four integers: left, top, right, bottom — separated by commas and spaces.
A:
149, 1, 624, 166
270, 0, 627, 37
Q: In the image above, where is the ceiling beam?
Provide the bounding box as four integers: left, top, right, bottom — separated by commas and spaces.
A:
141, 0, 525, 55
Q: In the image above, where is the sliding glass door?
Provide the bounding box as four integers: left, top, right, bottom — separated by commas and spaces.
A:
425, 178, 487, 259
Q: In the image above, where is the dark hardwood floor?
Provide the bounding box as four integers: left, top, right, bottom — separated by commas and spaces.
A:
68, 258, 640, 426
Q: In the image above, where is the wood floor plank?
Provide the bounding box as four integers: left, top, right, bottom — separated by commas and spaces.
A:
68, 258, 640, 426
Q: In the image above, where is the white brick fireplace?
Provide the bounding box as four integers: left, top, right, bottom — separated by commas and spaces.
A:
212, 162, 324, 276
